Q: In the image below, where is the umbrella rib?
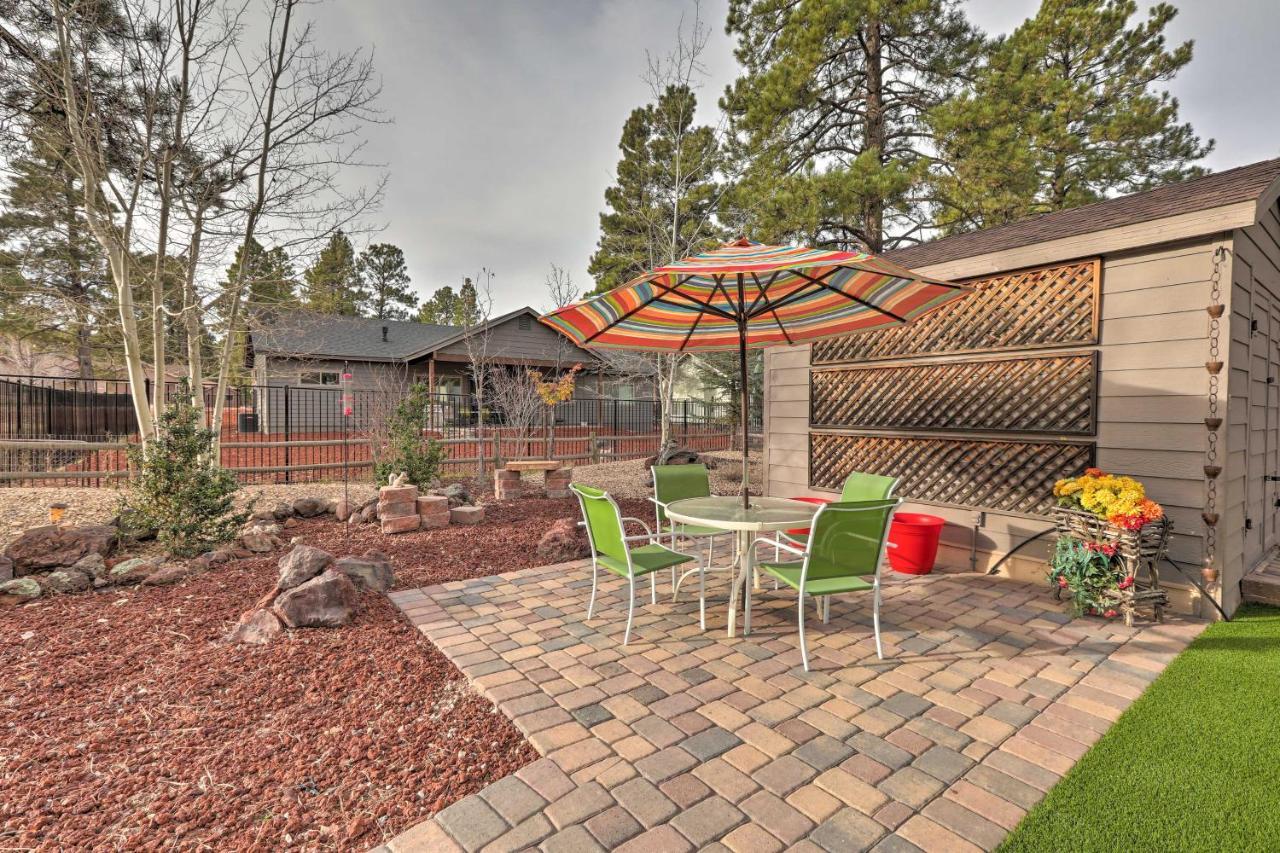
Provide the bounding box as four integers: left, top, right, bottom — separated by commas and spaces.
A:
677, 310, 705, 351
712, 274, 742, 320
580, 273, 698, 344
744, 271, 780, 317
652, 295, 736, 323
791, 268, 911, 324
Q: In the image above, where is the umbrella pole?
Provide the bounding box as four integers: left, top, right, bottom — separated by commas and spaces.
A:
738, 323, 750, 510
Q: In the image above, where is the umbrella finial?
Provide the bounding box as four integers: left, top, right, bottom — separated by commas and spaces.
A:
727, 236, 754, 247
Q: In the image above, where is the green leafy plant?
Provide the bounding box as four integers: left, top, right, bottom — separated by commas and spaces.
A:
127, 390, 248, 557
1049, 536, 1131, 618
371, 382, 444, 486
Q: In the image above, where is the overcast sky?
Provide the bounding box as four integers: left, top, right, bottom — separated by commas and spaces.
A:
316, 0, 1280, 315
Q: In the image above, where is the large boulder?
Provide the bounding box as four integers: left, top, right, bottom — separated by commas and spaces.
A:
334, 553, 394, 593
0, 577, 41, 605
536, 517, 591, 564
277, 544, 334, 591
3, 524, 117, 576
292, 497, 329, 518
273, 569, 357, 628
0, 555, 12, 582
226, 608, 283, 645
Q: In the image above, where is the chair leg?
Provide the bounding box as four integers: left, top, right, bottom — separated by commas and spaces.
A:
699, 560, 706, 631
822, 595, 830, 624
873, 579, 884, 660
650, 572, 657, 605
587, 559, 598, 620
798, 591, 809, 672
625, 575, 636, 645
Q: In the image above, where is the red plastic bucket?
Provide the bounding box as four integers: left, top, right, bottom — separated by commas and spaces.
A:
887, 513, 945, 575
786, 496, 832, 536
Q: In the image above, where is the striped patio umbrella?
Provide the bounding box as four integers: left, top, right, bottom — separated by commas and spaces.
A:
541, 238, 968, 505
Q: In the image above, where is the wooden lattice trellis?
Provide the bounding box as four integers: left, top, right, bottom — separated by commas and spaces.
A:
809, 433, 1094, 516
810, 353, 1097, 435
812, 259, 1100, 364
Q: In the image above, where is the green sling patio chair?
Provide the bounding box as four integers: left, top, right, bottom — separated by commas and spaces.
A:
650, 463, 723, 600
777, 471, 898, 550
754, 498, 902, 671
572, 483, 701, 643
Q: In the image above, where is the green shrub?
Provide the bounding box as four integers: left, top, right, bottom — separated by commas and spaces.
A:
372, 382, 445, 486
127, 391, 248, 556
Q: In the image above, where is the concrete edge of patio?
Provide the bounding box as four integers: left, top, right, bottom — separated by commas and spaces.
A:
376, 558, 1207, 852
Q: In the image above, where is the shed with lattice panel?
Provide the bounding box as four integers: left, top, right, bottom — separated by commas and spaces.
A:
762, 158, 1280, 619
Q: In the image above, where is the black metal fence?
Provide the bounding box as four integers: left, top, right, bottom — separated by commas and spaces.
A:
0, 373, 760, 486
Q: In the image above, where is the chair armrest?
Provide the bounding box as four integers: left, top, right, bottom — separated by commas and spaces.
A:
622, 533, 659, 545
758, 536, 804, 556
648, 497, 668, 507
620, 516, 653, 535
886, 541, 898, 549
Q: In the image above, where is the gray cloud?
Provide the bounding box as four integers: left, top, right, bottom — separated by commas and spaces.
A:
321, 0, 1278, 315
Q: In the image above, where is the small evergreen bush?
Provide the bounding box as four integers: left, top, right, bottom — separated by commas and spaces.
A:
127, 391, 248, 556
372, 382, 444, 486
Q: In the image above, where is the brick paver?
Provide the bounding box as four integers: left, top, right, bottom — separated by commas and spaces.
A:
381, 554, 1206, 851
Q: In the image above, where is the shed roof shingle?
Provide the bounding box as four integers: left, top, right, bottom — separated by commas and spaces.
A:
250, 311, 458, 360
885, 158, 1280, 269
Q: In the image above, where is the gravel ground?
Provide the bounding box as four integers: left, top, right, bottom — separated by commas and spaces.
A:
568, 450, 760, 501
0, 483, 378, 551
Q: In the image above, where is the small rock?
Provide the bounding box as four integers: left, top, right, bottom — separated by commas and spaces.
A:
536, 517, 590, 563
273, 569, 357, 628
109, 557, 158, 585
207, 547, 237, 565
450, 505, 485, 525
240, 532, 276, 553
251, 506, 278, 521
334, 554, 394, 593
292, 497, 328, 518
271, 502, 296, 520
72, 553, 107, 579
380, 515, 421, 534
143, 564, 190, 586
0, 577, 42, 603
333, 500, 351, 522
277, 545, 334, 591
430, 483, 472, 508
290, 536, 305, 547
283, 517, 300, 529
43, 568, 92, 594
226, 608, 283, 645
20, 630, 35, 641
3, 524, 117, 575
244, 521, 282, 536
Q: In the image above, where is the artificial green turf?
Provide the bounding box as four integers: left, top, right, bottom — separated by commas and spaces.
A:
1001, 605, 1280, 853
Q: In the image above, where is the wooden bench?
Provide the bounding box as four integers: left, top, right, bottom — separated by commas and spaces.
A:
495, 460, 573, 500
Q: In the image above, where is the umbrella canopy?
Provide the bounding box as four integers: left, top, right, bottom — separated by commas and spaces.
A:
540, 238, 967, 351
540, 238, 968, 507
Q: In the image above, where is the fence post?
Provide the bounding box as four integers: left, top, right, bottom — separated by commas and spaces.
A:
283, 387, 292, 484
589, 430, 598, 464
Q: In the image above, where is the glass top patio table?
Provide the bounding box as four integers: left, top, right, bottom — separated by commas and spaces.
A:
665, 496, 819, 636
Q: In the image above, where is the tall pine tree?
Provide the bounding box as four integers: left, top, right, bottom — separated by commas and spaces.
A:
588, 85, 723, 293
358, 242, 417, 319
0, 140, 110, 377
722, 0, 982, 251
416, 285, 462, 325
301, 231, 367, 316
929, 0, 1211, 232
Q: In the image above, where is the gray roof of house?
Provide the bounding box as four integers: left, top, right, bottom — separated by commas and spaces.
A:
885, 157, 1280, 269
250, 311, 459, 361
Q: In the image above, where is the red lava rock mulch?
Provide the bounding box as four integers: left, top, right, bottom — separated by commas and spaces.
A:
301, 494, 654, 590
0, 543, 538, 850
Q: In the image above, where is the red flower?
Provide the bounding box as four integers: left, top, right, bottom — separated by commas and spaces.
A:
1058, 577, 1069, 588
1103, 609, 1118, 618
1117, 577, 1134, 590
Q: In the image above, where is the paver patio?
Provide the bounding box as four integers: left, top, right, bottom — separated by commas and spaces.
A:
380, 556, 1206, 852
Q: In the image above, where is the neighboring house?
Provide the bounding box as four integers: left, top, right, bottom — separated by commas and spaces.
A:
761, 157, 1280, 619
247, 305, 652, 430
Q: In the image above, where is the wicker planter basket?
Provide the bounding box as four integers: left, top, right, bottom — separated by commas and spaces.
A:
1051, 506, 1172, 627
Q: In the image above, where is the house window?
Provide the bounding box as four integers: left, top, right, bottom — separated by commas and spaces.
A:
300, 371, 341, 387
